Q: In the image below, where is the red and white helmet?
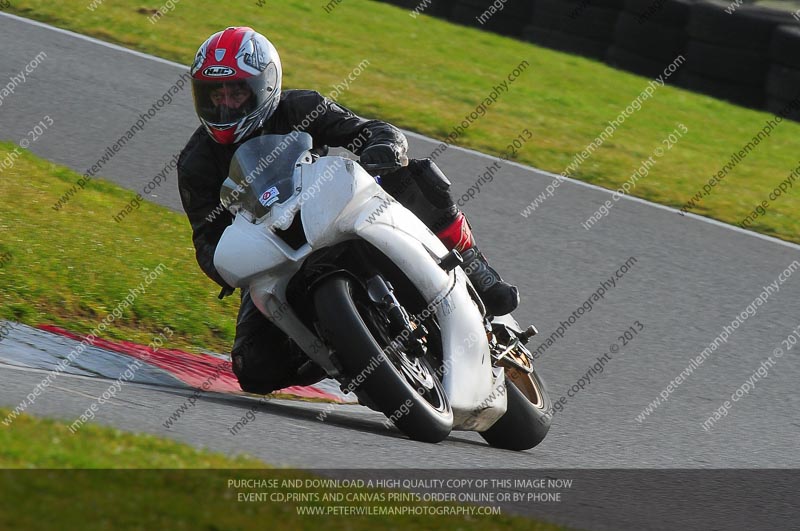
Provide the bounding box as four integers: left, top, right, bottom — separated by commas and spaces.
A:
190, 27, 282, 144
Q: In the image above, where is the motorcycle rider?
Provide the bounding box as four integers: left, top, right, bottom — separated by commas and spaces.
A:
178, 27, 519, 394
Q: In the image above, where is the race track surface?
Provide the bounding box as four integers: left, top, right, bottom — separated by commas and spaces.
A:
1, 12, 799, 530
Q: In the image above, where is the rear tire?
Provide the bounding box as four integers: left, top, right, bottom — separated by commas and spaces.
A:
480, 366, 552, 451
314, 275, 453, 443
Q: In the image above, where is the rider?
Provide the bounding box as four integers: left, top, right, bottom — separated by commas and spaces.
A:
178, 27, 519, 394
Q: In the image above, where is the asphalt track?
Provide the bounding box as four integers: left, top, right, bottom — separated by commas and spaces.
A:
2, 12, 800, 530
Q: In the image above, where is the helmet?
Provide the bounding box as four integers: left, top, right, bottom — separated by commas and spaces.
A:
190, 27, 282, 144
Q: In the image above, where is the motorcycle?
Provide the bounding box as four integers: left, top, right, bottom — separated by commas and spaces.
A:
213, 132, 551, 449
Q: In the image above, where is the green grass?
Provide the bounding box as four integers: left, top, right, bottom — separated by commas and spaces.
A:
0, 408, 568, 530
6, 0, 800, 243
0, 407, 265, 468
757, 0, 800, 11
0, 143, 239, 353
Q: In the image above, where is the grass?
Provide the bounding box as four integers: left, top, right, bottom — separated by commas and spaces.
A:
5, 0, 800, 243
0, 143, 239, 353
757, 0, 800, 11
0, 408, 265, 468
0, 408, 569, 530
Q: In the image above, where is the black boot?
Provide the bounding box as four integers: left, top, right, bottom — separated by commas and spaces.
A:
461, 247, 519, 316
433, 211, 520, 316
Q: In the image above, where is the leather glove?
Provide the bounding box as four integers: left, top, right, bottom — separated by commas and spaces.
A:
360, 144, 407, 173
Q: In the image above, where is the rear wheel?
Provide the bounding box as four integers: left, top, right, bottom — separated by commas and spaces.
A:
480, 347, 552, 451
314, 275, 452, 443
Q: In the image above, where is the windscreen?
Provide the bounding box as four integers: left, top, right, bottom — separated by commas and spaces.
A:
221, 132, 313, 220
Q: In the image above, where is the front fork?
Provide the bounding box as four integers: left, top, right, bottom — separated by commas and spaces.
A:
350, 241, 429, 357
365, 274, 428, 357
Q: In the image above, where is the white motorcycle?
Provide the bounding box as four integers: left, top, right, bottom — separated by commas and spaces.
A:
214, 132, 551, 449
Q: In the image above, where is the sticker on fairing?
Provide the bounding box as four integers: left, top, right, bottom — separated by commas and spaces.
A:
441, 295, 456, 317
259, 186, 280, 207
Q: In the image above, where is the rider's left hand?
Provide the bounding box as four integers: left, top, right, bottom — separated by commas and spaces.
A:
360, 144, 407, 170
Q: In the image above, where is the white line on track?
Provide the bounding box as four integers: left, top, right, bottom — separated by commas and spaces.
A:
3, 11, 799, 252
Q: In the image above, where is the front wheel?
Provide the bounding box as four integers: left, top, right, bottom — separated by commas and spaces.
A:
314, 275, 453, 443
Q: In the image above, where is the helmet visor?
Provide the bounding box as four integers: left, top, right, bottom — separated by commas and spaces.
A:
192, 64, 278, 127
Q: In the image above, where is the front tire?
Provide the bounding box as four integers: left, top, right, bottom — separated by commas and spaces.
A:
314, 275, 453, 443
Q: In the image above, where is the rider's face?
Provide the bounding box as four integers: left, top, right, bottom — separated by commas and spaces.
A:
209, 85, 252, 109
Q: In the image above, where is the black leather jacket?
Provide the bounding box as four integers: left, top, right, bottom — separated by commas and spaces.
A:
177, 89, 408, 287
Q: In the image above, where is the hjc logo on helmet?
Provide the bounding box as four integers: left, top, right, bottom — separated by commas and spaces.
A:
203, 66, 236, 77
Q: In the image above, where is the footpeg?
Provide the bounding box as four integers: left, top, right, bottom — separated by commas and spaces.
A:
492, 338, 534, 374
438, 249, 463, 271
519, 325, 538, 344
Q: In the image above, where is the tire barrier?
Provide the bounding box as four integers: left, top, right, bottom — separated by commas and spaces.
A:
379, 0, 800, 118
607, 1, 691, 82
623, 0, 693, 26
522, 0, 622, 60
771, 25, 800, 69
765, 64, 800, 120
687, 1, 790, 51
766, 64, 800, 101
449, 0, 534, 37
765, 97, 800, 121
682, 71, 765, 108
680, 2, 796, 109
606, 45, 674, 79
685, 40, 766, 87
767, 25, 800, 120
523, 27, 609, 60
612, 8, 690, 63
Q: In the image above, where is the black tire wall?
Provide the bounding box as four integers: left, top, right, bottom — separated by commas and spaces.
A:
376, 0, 800, 118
